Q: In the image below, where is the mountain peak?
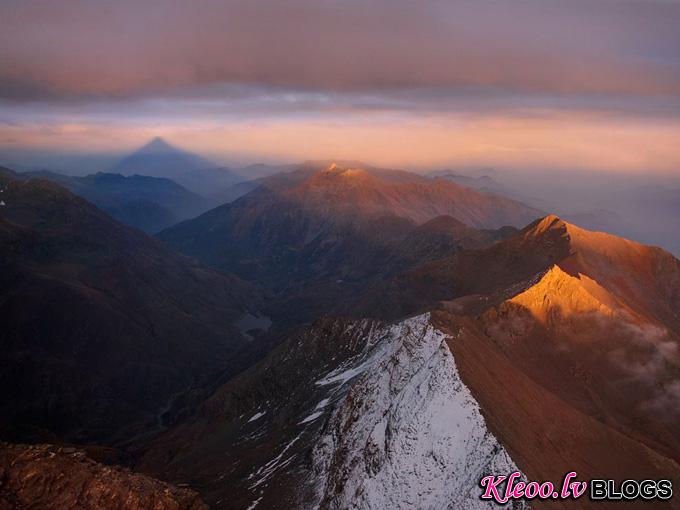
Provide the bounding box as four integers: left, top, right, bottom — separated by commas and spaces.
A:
522, 214, 639, 260
315, 163, 370, 181
138, 137, 177, 155
320, 162, 345, 175
533, 214, 567, 233
526, 214, 644, 258
509, 264, 619, 323
519, 214, 571, 246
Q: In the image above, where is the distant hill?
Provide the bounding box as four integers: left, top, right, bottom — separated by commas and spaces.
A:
207, 179, 261, 205
111, 138, 242, 196
428, 169, 506, 194
229, 163, 297, 181
16, 170, 209, 233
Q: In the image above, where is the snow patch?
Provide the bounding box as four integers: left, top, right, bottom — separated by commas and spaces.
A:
299, 397, 333, 425
245, 497, 262, 510
315, 358, 372, 386
249, 435, 300, 489
314, 398, 330, 410
299, 411, 323, 425
247, 411, 266, 423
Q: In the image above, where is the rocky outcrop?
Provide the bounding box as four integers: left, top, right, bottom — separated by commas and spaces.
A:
0, 443, 207, 510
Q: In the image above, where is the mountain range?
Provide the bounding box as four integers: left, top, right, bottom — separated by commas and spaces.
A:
14, 170, 210, 233
428, 169, 506, 194
158, 162, 541, 325
1, 154, 679, 509
138, 216, 680, 509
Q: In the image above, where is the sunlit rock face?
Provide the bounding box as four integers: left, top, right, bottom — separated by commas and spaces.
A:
426, 217, 680, 510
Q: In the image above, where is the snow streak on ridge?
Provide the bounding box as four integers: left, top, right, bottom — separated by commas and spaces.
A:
310, 314, 525, 510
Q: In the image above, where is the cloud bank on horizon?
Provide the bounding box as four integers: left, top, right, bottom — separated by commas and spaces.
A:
1, 0, 680, 171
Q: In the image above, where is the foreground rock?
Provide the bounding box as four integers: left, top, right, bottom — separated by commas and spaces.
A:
0, 443, 206, 510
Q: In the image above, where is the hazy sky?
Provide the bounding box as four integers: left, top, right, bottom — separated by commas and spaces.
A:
1, 0, 680, 171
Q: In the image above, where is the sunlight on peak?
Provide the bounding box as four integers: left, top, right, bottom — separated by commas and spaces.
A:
341, 168, 366, 178
509, 265, 619, 324
323, 162, 367, 178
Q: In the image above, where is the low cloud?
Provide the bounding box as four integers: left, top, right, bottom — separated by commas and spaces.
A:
609, 322, 680, 418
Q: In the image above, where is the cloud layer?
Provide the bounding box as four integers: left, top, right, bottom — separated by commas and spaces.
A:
1, 0, 680, 170
3, 0, 680, 100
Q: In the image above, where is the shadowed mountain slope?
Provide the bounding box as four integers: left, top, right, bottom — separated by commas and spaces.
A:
0, 167, 261, 444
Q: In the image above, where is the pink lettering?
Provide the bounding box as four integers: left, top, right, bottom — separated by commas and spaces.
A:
480, 475, 508, 503
561, 471, 578, 497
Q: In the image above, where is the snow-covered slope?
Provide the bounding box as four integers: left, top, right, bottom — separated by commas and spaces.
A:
310, 315, 524, 509
140, 314, 524, 509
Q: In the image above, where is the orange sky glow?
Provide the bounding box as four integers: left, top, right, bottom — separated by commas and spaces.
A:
2, 112, 679, 173
1, 0, 679, 174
